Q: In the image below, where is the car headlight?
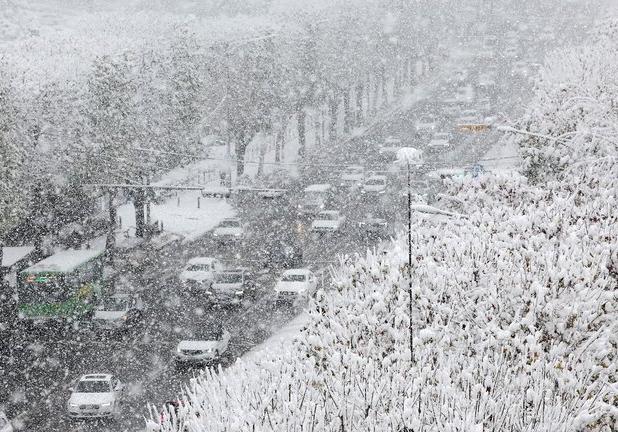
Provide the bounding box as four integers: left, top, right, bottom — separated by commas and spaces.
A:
101, 402, 112, 407
176, 346, 182, 353
213, 232, 219, 237
69, 403, 79, 408
235, 232, 242, 237
235, 290, 244, 296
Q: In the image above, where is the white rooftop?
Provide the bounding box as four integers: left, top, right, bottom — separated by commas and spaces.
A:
2, 246, 35, 268
187, 257, 218, 265
282, 268, 312, 277
24, 246, 105, 274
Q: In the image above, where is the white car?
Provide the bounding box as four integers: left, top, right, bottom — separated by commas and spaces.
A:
175, 326, 231, 367
93, 293, 144, 331
311, 210, 346, 233
179, 257, 222, 288
427, 132, 452, 153
274, 269, 318, 306
67, 374, 124, 419
456, 109, 482, 128
207, 269, 254, 306
213, 218, 245, 241
340, 165, 365, 189
362, 175, 387, 194
0, 411, 13, 432
379, 136, 403, 156
415, 115, 437, 134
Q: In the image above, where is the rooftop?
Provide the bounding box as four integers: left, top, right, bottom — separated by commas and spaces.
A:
23, 246, 105, 274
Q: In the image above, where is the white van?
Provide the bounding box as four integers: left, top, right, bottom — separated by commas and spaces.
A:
298, 184, 334, 215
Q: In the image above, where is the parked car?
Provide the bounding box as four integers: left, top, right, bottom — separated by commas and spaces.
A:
427, 132, 452, 153
274, 269, 318, 307
213, 218, 245, 241
362, 174, 387, 194
0, 411, 13, 432
207, 269, 255, 307
298, 184, 334, 215
415, 115, 438, 134
179, 257, 223, 290
67, 374, 124, 419
174, 325, 231, 368
311, 210, 346, 233
93, 293, 144, 332
339, 165, 365, 189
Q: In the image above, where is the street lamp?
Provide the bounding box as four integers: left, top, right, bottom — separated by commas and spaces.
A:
395, 147, 424, 364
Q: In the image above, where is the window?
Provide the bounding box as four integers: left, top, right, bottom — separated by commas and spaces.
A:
365, 178, 385, 186
282, 274, 307, 282
319, 213, 339, 221
18, 275, 68, 304
214, 272, 243, 284
76, 380, 111, 393
187, 264, 211, 272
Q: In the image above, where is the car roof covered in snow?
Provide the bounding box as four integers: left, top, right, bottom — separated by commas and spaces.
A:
186, 257, 218, 265
80, 373, 112, 381
282, 268, 312, 276
304, 184, 332, 192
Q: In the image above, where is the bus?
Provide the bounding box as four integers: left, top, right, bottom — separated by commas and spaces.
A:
17, 246, 106, 327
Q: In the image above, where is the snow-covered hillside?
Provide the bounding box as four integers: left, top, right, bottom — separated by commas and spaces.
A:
147, 20, 618, 432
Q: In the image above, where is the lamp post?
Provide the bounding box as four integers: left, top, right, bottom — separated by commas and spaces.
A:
396, 147, 424, 364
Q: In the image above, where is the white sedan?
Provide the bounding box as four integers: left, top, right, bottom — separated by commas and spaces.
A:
67, 374, 124, 419
362, 175, 387, 194
311, 210, 346, 233
179, 257, 223, 288
274, 269, 318, 306
340, 165, 365, 189
213, 218, 245, 241
93, 293, 144, 331
175, 326, 231, 367
415, 115, 437, 134
427, 132, 452, 153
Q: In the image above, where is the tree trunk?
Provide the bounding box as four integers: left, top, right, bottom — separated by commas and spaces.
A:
274, 128, 283, 163
329, 95, 338, 142
356, 82, 364, 124
380, 65, 388, 106
134, 187, 145, 238
297, 105, 306, 157
105, 190, 116, 263
373, 72, 380, 113
343, 87, 351, 133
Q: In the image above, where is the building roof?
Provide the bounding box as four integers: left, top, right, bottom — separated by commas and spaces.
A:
304, 184, 332, 192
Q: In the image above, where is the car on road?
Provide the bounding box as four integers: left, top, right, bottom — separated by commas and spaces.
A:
362, 174, 387, 194
206, 269, 255, 307
274, 269, 318, 307
179, 257, 222, 290
379, 136, 403, 153
213, 218, 245, 241
455, 109, 482, 128
426, 132, 452, 153
67, 374, 124, 419
311, 210, 346, 233
415, 115, 438, 135
298, 184, 334, 215
358, 216, 389, 238
0, 411, 13, 432
93, 293, 144, 332
339, 165, 365, 189
174, 325, 231, 368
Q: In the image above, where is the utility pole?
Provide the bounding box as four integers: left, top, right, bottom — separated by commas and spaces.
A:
407, 160, 415, 364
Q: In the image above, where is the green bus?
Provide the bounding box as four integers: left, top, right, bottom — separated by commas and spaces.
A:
17, 247, 105, 326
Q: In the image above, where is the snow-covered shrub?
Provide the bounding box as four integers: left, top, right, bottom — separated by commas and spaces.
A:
148, 19, 618, 432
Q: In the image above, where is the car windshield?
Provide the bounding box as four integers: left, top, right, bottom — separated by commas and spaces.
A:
365, 178, 385, 186
214, 272, 243, 284
434, 133, 450, 139
318, 213, 338, 221
100, 297, 128, 311
187, 264, 211, 272
197, 327, 223, 340
419, 116, 434, 123
282, 274, 306, 282
219, 220, 240, 228
76, 380, 111, 393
